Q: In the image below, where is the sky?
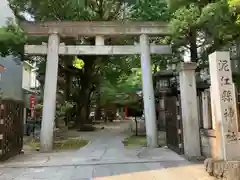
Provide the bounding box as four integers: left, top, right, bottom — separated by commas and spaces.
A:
0, 0, 14, 27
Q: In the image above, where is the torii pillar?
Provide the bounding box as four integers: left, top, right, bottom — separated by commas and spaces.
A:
40, 33, 60, 152
140, 34, 158, 148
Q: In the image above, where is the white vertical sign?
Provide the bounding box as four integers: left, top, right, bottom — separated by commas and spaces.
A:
209, 51, 240, 160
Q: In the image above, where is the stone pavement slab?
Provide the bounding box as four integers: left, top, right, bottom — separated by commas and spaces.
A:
0, 121, 187, 168
71, 166, 94, 179
0, 121, 209, 180
0, 161, 206, 180
0, 141, 188, 168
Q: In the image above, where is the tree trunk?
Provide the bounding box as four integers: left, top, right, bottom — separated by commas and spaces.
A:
75, 104, 82, 128
64, 73, 72, 127
188, 28, 200, 83
87, 89, 94, 124
189, 28, 198, 63
76, 91, 92, 130
95, 86, 101, 120
77, 89, 90, 129
135, 116, 138, 136
73, 43, 97, 129
80, 104, 88, 127
75, 84, 95, 129
64, 73, 71, 100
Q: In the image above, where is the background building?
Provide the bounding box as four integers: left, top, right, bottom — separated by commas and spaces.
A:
0, 0, 14, 26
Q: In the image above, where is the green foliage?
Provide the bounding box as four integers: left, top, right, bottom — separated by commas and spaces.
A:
170, 4, 200, 36
228, 0, 240, 9
130, 0, 182, 65
5, 0, 240, 125
123, 135, 147, 147
35, 103, 43, 110
199, 2, 239, 42
8, 0, 125, 21
100, 71, 142, 105
0, 19, 25, 57
168, 0, 240, 64
73, 57, 84, 70
26, 138, 89, 150
123, 132, 166, 147
56, 101, 76, 120
35, 101, 75, 121
99, 56, 142, 106
131, 0, 171, 21
228, 0, 240, 23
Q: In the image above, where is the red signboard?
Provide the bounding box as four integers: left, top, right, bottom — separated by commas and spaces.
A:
30, 95, 36, 108
30, 94, 36, 118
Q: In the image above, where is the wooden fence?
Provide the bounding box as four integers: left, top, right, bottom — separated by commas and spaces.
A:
0, 99, 24, 161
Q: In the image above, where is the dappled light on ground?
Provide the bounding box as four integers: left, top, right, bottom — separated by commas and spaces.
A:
94, 164, 214, 180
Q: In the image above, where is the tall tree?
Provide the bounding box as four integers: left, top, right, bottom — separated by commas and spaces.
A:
7, 0, 136, 128
130, 0, 177, 67
168, 0, 240, 65
0, 18, 25, 58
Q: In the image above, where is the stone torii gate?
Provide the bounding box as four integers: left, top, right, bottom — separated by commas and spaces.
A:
22, 21, 171, 152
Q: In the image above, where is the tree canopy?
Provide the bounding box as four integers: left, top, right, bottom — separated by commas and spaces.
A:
168, 0, 240, 65
2, 0, 240, 127
0, 19, 25, 57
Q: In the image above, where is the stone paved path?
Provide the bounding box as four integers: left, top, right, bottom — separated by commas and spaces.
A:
0, 121, 212, 180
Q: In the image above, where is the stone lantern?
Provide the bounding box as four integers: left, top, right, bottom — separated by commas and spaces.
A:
154, 69, 177, 130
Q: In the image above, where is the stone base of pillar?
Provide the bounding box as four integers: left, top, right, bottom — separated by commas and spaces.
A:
204, 158, 240, 180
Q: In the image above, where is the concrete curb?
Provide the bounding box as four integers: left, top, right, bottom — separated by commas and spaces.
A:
0, 159, 190, 169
